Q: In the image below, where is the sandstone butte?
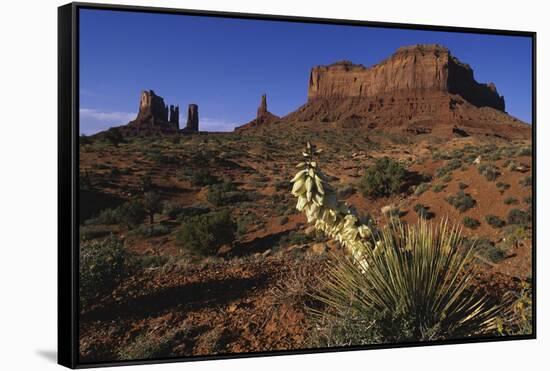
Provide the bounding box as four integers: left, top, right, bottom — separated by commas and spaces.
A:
253, 44, 530, 139
95, 90, 200, 137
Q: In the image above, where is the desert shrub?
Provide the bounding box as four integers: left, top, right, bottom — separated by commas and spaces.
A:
414, 182, 430, 196
117, 325, 190, 361
92, 207, 120, 225
80, 134, 92, 145
176, 210, 237, 256
79, 226, 113, 241
485, 215, 505, 229
413, 203, 433, 220
466, 235, 510, 265
516, 146, 532, 156
337, 185, 355, 198
79, 236, 130, 306
143, 192, 163, 224
497, 282, 532, 335
104, 128, 124, 147
496, 181, 511, 192
462, 216, 480, 229
523, 196, 532, 206
432, 183, 445, 193
458, 182, 468, 190
130, 224, 171, 238
139, 174, 153, 193
310, 221, 502, 345
507, 209, 531, 227
446, 191, 476, 212
190, 168, 220, 186
478, 164, 501, 181
504, 197, 519, 205
519, 175, 532, 187
163, 202, 184, 220
441, 174, 452, 183
207, 181, 250, 206
359, 157, 406, 197
117, 200, 147, 228
274, 179, 291, 192
435, 158, 462, 178
483, 242, 508, 263
134, 255, 170, 270
163, 203, 210, 221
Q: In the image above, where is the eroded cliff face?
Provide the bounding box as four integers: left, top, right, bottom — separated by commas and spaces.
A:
114, 90, 180, 136
307, 44, 505, 111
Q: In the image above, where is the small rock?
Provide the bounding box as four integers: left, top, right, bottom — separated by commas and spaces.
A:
304, 225, 317, 236
381, 205, 395, 215
326, 240, 340, 250
473, 155, 482, 165
311, 243, 327, 255
217, 244, 232, 255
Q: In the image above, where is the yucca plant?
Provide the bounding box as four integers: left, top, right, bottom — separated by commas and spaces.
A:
311, 220, 504, 344
290, 143, 505, 344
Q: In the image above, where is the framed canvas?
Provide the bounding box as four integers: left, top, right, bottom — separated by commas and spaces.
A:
58, 2, 536, 368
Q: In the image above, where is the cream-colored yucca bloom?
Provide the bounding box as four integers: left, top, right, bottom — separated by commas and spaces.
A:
290, 142, 372, 262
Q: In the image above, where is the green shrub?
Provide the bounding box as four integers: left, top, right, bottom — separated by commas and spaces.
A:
458, 182, 468, 190
504, 197, 519, 205
496, 182, 511, 192
163, 202, 184, 220
143, 192, 163, 224
139, 174, 153, 192
507, 209, 531, 226
117, 200, 147, 228
414, 182, 430, 196
519, 175, 532, 187
176, 211, 237, 256
463, 216, 480, 229
478, 164, 501, 181
93, 208, 120, 225
432, 183, 445, 193
117, 325, 189, 361
413, 203, 433, 220
359, 157, 406, 198
207, 181, 250, 206
104, 128, 124, 147
310, 221, 502, 345
80, 236, 130, 306
130, 224, 171, 238
485, 215, 505, 229
435, 158, 462, 178
516, 146, 532, 156
446, 191, 476, 212
190, 169, 220, 186
80, 226, 112, 241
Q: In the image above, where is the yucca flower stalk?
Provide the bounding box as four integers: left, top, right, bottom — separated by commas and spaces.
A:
291, 142, 373, 264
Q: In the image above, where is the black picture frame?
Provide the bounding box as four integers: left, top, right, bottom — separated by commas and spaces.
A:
58, 2, 537, 369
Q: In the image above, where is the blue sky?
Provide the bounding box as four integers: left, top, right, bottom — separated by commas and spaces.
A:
79, 8, 532, 134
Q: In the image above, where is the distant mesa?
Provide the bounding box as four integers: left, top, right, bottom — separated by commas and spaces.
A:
279, 44, 529, 139
306, 45, 505, 111
95, 90, 199, 137
235, 94, 280, 131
